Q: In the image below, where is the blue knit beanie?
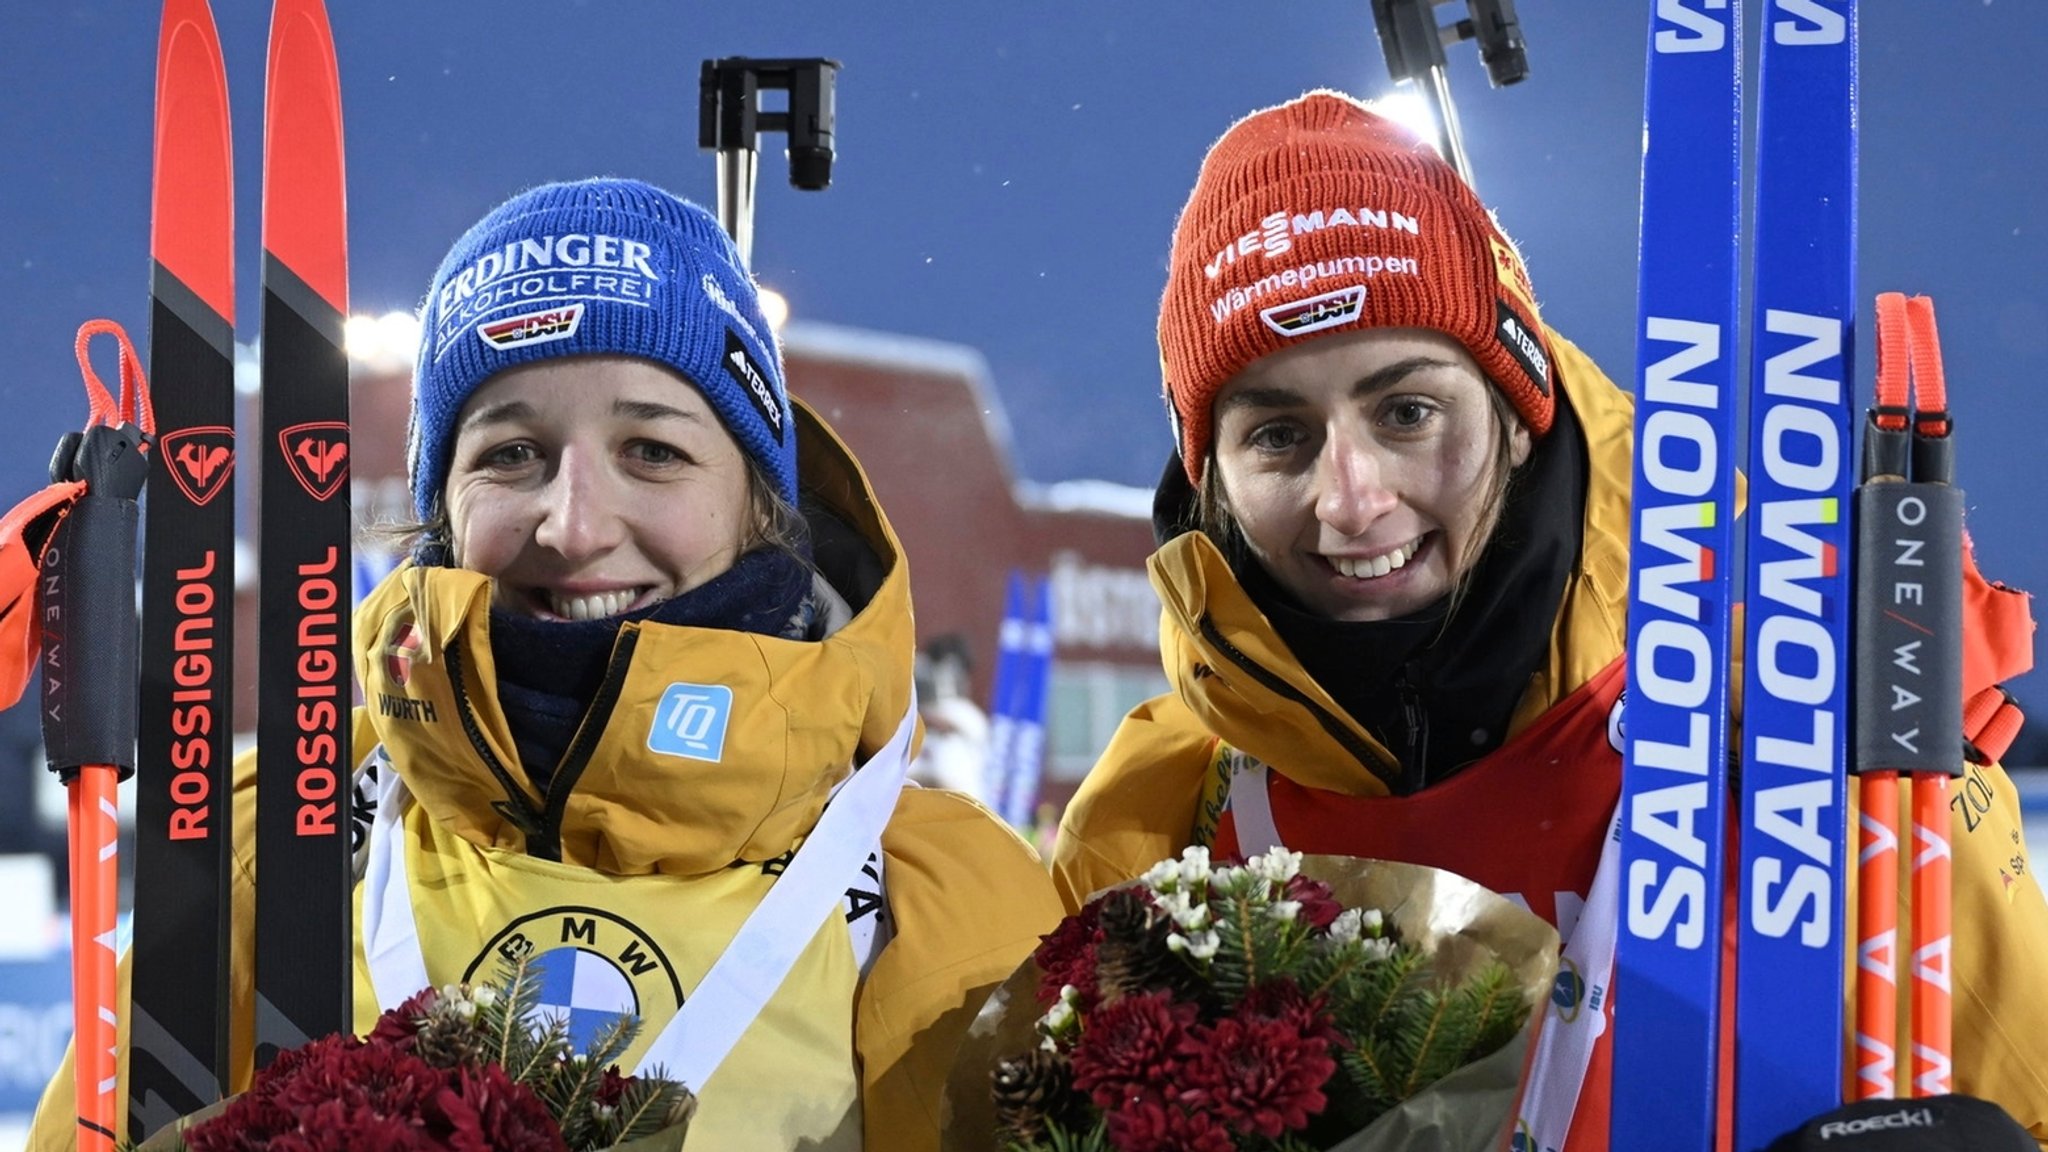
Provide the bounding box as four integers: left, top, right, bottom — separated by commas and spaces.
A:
409, 178, 794, 521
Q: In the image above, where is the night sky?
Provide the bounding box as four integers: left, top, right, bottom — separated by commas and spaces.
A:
2, 1, 2043, 721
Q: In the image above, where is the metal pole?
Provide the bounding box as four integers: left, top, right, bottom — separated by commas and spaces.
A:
717, 147, 760, 268
1420, 62, 1475, 187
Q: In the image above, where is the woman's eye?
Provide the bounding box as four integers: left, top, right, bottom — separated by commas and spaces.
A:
480, 442, 538, 469
1247, 423, 1302, 453
1385, 400, 1433, 429
628, 440, 685, 466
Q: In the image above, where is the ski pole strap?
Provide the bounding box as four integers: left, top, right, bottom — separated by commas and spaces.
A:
41, 321, 155, 779
1963, 686, 2024, 766
0, 479, 85, 710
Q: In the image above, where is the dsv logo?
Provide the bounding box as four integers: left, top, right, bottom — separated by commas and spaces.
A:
647, 683, 734, 763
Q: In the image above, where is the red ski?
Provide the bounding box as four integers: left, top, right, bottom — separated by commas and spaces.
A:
253, 0, 352, 1063
130, 0, 237, 1137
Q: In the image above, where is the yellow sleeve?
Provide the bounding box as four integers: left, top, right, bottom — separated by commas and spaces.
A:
1050, 693, 1215, 913
856, 787, 1064, 1152
1932, 763, 2048, 1145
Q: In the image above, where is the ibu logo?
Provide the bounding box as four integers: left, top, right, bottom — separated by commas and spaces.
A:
648, 683, 733, 762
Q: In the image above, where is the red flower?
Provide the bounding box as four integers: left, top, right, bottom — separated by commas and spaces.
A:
1068, 991, 1199, 1111
429, 1062, 569, 1152
1032, 897, 1105, 1009
1177, 983, 1340, 1138
1285, 874, 1344, 931
594, 1065, 635, 1109
368, 987, 440, 1051
1103, 1095, 1236, 1152
187, 1036, 445, 1151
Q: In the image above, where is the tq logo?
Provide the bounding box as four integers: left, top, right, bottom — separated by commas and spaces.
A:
278, 421, 350, 501
159, 426, 235, 507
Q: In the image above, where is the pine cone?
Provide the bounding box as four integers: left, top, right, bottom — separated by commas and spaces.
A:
1094, 888, 1195, 1002
410, 1010, 485, 1070
992, 1049, 1078, 1142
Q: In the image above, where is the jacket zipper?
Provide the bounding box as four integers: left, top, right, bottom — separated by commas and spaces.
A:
1396, 661, 1431, 793
442, 629, 643, 863
1197, 614, 1400, 789
536, 629, 642, 855
443, 640, 547, 848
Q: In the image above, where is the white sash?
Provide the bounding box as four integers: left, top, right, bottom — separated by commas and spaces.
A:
361, 692, 916, 1093
1224, 760, 1621, 1152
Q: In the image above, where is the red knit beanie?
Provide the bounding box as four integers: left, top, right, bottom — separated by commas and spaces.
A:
1159, 90, 1556, 483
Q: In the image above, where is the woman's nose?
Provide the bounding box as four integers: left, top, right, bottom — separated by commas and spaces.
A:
1315, 426, 1397, 536
532, 451, 625, 560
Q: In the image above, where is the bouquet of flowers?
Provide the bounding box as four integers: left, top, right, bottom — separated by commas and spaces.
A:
134, 958, 696, 1152
943, 850, 1561, 1152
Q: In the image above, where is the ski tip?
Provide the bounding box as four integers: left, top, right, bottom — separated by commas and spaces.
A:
262, 0, 349, 316
152, 0, 234, 325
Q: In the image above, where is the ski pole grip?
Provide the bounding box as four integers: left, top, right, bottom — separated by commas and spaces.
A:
41, 423, 149, 780
1852, 481, 1964, 777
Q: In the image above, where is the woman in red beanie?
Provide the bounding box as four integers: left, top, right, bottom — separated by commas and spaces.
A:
1048, 90, 2048, 1149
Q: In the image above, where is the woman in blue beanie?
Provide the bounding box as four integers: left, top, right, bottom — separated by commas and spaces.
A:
30, 178, 1064, 1151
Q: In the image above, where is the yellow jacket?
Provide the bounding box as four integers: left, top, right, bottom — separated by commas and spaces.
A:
1050, 332, 2048, 1145
33, 401, 1063, 1151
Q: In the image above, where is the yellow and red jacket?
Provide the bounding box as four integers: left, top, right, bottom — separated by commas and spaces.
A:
1050, 331, 2048, 1148
34, 402, 1064, 1151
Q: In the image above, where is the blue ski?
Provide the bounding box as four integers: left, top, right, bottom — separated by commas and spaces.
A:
1615, 1, 1743, 1149
1735, 2, 1857, 1148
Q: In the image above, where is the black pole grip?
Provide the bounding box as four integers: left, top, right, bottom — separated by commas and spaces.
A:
1852, 481, 1964, 777
40, 421, 149, 780
40, 493, 141, 779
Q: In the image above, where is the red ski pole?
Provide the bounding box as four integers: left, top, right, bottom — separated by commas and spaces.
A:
1852, 292, 1963, 1103
1901, 295, 1956, 1097
43, 320, 155, 1150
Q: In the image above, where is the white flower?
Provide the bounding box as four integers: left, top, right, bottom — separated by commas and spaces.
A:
472, 986, 499, 1009
1154, 888, 1195, 920
1267, 899, 1301, 922
1176, 845, 1213, 888
1329, 907, 1365, 944
1361, 936, 1398, 962
1171, 902, 1211, 931
1142, 858, 1183, 892
1040, 988, 1079, 1036
1361, 908, 1386, 936
1185, 929, 1220, 960
1210, 863, 1268, 900
1248, 849, 1303, 886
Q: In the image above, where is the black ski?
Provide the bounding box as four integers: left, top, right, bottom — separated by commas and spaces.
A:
253, 0, 352, 1065
131, 0, 237, 1137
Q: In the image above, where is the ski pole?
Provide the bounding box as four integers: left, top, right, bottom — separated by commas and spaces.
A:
1900, 295, 1957, 1098
45, 320, 156, 1152
1851, 292, 1964, 1099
